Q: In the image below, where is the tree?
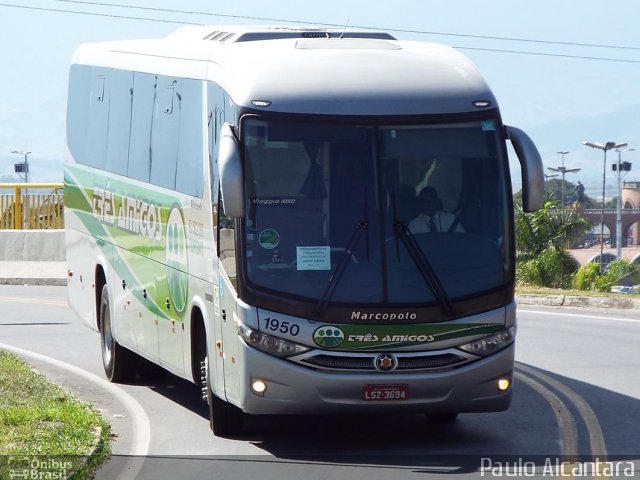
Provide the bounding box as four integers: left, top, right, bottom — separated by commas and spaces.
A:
513, 180, 598, 209
515, 201, 592, 288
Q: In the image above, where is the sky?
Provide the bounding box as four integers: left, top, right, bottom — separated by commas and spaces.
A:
1, 0, 640, 200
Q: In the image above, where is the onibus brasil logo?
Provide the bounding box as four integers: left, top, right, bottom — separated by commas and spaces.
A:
166, 207, 188, 314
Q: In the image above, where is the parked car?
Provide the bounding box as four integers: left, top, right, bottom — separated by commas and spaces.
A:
610, 285, 638, 294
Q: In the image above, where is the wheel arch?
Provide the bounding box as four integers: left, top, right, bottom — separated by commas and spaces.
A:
189, 300, 209, 385
94, 261, 109, 332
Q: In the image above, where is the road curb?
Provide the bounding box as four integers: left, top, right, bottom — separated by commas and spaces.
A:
516, 294, 640, 310
0, 277, 66, 286
0, 261, 67, 286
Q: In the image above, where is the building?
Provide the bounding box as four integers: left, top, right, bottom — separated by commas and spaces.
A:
623, 181, 640, 245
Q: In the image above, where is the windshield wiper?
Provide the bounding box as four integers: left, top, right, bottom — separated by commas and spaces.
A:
312, 219, 367, 318
393, 222, 454, 316
391, 194, 454, 316
312, 188, 370, 318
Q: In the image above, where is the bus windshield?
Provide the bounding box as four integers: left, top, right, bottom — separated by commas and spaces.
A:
241, 116, 512, 309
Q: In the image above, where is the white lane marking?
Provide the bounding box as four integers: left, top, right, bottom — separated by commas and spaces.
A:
519, 309, 640, 324
0, 342, 150, 480
0, 296, 68, 307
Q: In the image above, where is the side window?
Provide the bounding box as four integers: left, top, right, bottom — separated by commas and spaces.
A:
218, 191, 237, 286
67, 65, 90, 165
176, 80, 204, 197
84, 68, 110, 169
150, 77, 180, 189
207, 83, 225, 204
128, 73, 156, 182
106, 70, 134, 176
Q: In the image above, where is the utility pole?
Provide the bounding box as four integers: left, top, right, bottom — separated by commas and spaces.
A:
10, 150, 31, 228
11, 150, 31, 184
614, 147, 634, 258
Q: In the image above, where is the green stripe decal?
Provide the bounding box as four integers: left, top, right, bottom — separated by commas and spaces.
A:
65, 165, 188, 322
312, 323, 503, 350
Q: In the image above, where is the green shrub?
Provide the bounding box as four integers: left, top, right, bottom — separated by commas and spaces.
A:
603, 259, 640, 289
538, 248, 580, 288
572, 262, 604, 291
516, 247, 579, 288
516, 259, 544, 286
572, 259, 640, 292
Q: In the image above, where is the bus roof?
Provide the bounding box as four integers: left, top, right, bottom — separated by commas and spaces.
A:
71, 26, 498, 116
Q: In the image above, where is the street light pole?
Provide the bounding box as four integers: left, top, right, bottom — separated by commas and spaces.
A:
558, 151, 570, 217
584, 141, 627, 272
614, 147, 634, 258
547, 151, 580, 220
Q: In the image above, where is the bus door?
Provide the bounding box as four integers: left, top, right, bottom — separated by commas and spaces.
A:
217, 221, 241, 402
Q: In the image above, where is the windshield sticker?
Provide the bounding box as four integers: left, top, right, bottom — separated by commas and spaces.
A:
259, 229, 280, 249
297, 246, 331, 271
481, 120, 496, 131
251, 197, 297, 206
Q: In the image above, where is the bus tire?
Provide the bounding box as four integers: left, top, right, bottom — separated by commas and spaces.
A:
205, 358, 244, 437
99, 285, 136, 383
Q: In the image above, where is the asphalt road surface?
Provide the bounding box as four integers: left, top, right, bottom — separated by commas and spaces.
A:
1, 284, 639, 479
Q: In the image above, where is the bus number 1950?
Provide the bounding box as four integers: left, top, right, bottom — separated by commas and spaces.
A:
263, 317, 300, 336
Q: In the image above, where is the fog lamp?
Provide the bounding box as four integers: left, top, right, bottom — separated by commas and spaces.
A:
497, 378, 511, 392
251, 379, 267, 396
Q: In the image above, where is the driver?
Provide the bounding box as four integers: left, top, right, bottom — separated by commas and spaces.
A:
408, 186, 464, 233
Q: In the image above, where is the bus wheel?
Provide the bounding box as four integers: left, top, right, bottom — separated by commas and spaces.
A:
204, 358, 244, 437
426, 413, 459, 423
99, 285, 136, 383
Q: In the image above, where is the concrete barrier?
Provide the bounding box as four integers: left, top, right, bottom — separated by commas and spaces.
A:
516, 293, 640, 310
0, 230, 66, 262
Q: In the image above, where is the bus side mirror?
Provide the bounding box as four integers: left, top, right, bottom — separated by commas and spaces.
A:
219, 123, 245, 218
505, 126, 544, 213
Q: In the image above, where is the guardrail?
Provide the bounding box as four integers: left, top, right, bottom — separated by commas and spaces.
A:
0, 183, 64, 230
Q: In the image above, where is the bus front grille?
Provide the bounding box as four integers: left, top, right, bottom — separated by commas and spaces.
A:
297, 351, 471, 373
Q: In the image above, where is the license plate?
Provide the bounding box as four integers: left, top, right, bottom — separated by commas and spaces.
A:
362, 384, 409, 401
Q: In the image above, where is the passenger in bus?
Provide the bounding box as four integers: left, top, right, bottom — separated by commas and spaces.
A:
408, 186, 464, 233
395, 184, 420, 224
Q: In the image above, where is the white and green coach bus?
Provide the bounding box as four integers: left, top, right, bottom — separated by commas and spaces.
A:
64, 25, 543, 436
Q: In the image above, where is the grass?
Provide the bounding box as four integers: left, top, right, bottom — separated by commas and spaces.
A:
0, 350, 110, 479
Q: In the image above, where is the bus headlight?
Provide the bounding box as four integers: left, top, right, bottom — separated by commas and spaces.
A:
458, 325, 516, 357
237, 323, 310, 358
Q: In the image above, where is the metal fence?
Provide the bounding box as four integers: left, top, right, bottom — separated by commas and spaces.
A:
0, 183, 64, 230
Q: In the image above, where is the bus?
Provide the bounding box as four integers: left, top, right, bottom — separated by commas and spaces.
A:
64, 25, 543, 436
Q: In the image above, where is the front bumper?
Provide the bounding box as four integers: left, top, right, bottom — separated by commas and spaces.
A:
233, 342, 514, 415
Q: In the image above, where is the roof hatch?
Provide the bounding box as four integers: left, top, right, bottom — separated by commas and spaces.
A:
202, 28, 396, 43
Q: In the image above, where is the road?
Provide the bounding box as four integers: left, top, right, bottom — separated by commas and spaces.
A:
1, 284, 639, 479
